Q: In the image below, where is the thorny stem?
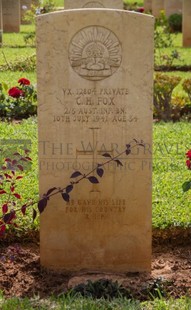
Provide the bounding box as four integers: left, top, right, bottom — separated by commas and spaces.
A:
0, 141, 145, 229
37, 141, 141, 201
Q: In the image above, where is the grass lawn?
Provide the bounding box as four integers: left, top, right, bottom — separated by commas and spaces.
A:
155, 32, 191, 68
153, 121, 191, 228
0, 71, 36, 85
0, 294, 191, 309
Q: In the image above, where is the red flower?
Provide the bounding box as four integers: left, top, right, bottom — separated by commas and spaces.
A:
137, 7, 144, 13
18, 78, 30, 86
186, 150, 191, 160
8, 87, 24, 98
186, 160, 191, 170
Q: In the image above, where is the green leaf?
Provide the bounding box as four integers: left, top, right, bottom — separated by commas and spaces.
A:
182, 181, 191, 192
2, 82, 8, 92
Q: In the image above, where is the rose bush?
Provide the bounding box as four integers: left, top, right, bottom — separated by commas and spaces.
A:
0, 150, 32, 236
182, 150, 191, 191
0, 78, 37, 119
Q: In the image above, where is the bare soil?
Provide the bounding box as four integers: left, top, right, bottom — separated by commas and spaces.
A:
0, 229, 191, 300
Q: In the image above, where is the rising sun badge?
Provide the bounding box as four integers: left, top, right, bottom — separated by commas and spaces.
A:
69, 26, 122, 81
83, 2, 104, 7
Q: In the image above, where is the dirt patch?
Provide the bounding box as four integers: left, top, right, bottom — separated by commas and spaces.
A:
0, 238, 191, 300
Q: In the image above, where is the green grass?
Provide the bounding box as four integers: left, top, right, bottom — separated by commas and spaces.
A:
55, 0, 64, 6
0, 47, 35, 66
123, 0, 143, 6
0, 71, 36, 85
155, 31, 191, 68
153, 122, 191, 228
3, 25, 35, 47
0, 294, 191, 310
0, 25, 35, 68
156, 46, 191, 67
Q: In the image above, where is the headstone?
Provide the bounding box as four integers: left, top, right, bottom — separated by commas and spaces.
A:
152, 0, 164, 17
183, 0, 191, 47
2, 0, 20, 33
37, 9, 154, 272
0, 0, 2, 45
144, 0, 152, 12
64, 0, 123, 9
164, 0, 182, 17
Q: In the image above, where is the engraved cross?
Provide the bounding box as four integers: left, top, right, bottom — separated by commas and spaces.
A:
76, 127, 113, 193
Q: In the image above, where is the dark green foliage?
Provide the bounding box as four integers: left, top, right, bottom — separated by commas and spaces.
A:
153, 73, 182, 121
182, 181, 191, 192
142, 277, 169, 300
168, 13, 182, 33
182, 79, 191, 102
23, 33, 36, 47
70, 279, 132, 300
154, 12, 181, 69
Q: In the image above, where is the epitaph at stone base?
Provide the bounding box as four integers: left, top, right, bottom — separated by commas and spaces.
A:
37, 9, 154, 272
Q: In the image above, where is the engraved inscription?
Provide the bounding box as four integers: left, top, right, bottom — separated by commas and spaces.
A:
65, 198, 126, 220
69, 26, 122, 81
83, 2, 104, 8
54, 87, 137, 124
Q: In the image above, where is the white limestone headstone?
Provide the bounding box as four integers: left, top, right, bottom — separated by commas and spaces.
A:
152, 0, 164, 17
164, 0, 182, 17
144, 0, 152, 12
2, 0, 20, 33
183, 0, 191, 47
37, 9, 154, 272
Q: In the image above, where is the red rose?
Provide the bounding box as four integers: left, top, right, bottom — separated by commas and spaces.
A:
137, 7, 144, 13
186, 160, 191, 170
8, 87, 24, 98
186, 150, 191, 160
18, 78, 30, 86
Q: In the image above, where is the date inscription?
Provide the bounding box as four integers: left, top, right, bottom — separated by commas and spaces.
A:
54, 88, 138, 124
